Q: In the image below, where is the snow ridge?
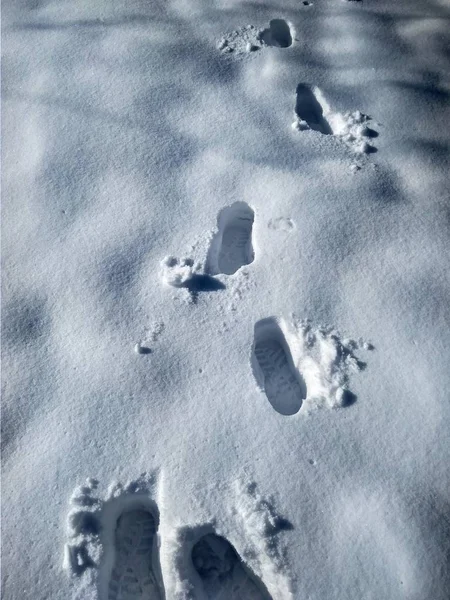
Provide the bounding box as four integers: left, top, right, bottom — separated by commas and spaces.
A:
232, 480, 294, 599
5, 0, 448, 597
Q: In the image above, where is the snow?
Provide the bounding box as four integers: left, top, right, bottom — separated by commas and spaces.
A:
2, 0, 450, 599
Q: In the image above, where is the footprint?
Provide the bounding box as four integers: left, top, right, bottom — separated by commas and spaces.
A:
293, 84, 333, 135
268, 217, 295, 232
217, 20, 293, 56
206, 202, 255, 276
293, 85, 378, 153
108, 509, 163, 600
252, 318, 306, 415
259, 19, 293, 48
64, 475, 166, 598
192, 533, 272, 599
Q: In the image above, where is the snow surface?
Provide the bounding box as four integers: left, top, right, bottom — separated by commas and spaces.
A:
2, 0, 450, 598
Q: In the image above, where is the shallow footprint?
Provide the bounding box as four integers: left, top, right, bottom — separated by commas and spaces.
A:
108, 509, 163, 600
207, 202, 255, 276
252, 318, 306, 415
192, 534, 272, 600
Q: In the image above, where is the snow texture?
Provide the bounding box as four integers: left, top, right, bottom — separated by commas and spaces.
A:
3, 0, 450, 599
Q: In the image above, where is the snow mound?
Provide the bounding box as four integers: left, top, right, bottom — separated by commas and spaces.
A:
232, 480, 294, 599
161, 256, 201, 288
134, 321, 165, 355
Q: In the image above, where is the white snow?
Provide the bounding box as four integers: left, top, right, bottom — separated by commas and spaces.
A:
2, 0, 450, 599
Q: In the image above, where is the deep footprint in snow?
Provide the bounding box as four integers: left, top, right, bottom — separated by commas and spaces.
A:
259, 19, 293, 48
217, 19, 293, 56
207, 202, 255, 276
292, 84, 378, 153
293, 84, 333, 135
252, 318, 306, 415
108, 509, 163, 600
192, 534, 272, 599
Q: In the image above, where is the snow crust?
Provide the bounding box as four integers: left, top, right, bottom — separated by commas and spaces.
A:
2, 0, 450, 598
